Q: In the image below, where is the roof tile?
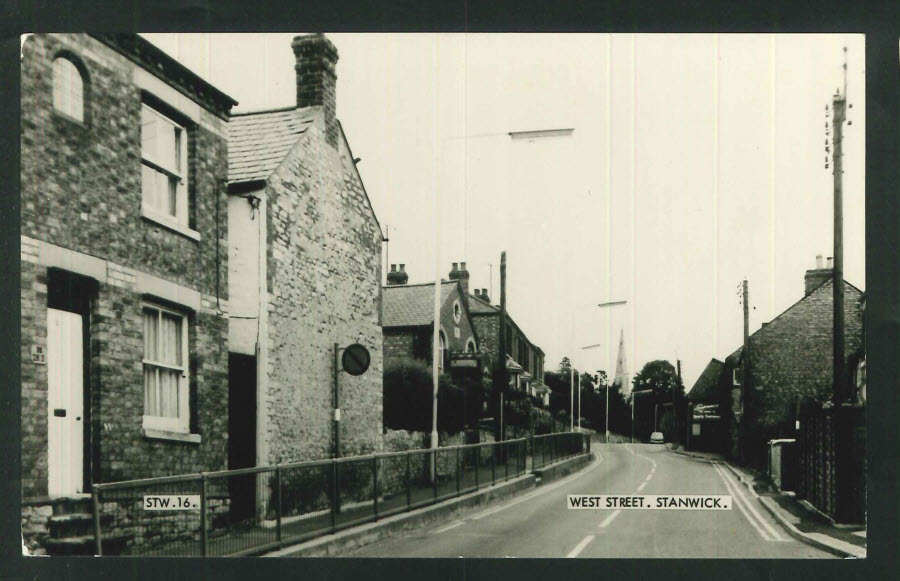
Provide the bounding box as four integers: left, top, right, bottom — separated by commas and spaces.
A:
227, 107, 316, 184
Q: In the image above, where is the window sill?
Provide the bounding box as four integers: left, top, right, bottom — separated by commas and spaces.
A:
141, 206, 201, 242
52, 109, 87, 128
142, 427, 202, 444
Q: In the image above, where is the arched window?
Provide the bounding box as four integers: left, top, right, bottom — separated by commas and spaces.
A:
438, 332, 447, 373
466, 339, 476, 353
52, 56, 84, 122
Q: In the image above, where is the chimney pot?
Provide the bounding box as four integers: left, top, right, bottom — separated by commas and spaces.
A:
452, 262, 459, 271
826, 257, 834, 269
386, 262, 407, 285
816, 254, 824, 269
474, 289, 481, 296
460, 261, 467, 270
399, 264, 405, 272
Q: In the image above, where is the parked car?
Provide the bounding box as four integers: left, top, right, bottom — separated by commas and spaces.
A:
650, 432, 664, 444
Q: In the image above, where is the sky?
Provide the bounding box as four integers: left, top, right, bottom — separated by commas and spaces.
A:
141, 33, 866, 391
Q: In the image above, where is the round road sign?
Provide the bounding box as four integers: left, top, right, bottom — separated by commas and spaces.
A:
341, 343, 370, 376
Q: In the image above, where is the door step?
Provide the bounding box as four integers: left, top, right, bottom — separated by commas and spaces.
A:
44, 534, 129, 556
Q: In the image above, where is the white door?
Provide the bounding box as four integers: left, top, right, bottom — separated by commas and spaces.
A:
47, 308, 84, 496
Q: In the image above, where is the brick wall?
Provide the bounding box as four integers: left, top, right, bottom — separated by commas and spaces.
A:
21, 34, 228, 296
383, 329, 417, 366
471, 315, 499, 368
471, 311, 543, 381
20, 34, 231, 499
262, 118, 383, 465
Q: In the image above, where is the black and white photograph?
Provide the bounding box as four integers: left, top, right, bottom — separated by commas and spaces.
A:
18, 31, 867, 560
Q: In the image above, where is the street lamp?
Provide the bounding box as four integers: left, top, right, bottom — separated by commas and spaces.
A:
579, 300, 627, 441
431, 126, 575, 473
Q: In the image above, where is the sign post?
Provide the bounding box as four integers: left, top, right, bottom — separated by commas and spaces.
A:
333, 343, 371, 459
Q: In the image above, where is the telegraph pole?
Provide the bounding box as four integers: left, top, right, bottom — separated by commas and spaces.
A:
831, 48, 848, 404
740, 278, 749, 462
496, 252, 508, 441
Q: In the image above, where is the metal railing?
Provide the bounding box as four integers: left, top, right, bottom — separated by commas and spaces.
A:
532, 432, 589, 471
91, 432, 588, 556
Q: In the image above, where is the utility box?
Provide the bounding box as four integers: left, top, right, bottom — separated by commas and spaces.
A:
768, 439, 798, 492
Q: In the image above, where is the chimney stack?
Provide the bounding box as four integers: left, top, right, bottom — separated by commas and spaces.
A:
386, 263, 408, 285
804, 255, 833, 296
291, 33, 339, 148
480, 288, 491, 304
448, 261, 470, 296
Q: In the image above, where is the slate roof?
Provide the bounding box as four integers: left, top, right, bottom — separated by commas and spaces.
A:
688, 358, 724, 402
228, 106, 317, 184
467, 294, 499, 314
382, 281, 458, 328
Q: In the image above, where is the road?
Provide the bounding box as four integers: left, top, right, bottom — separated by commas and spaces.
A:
340, 443, 834, 558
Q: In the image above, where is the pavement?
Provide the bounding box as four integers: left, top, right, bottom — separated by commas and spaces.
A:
332, 443, 835, 558
668, 444, 866, 559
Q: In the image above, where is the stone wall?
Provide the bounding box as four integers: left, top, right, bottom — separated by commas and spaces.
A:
20, 34, 231, 499
262, 118, 383, 465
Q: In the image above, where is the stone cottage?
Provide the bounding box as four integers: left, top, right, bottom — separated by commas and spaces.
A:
709, 256, 864, 468
227, 34, 385, 468
20, 33, 237, 553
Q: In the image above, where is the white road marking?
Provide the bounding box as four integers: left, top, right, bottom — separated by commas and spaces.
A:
435, 520, 465, 534
636, 481, 647, 492
599, 510, 621, 528
716, 463, 784, 541
724, 462, 759, 497
713, 462, 785, 542
566, 534, 595, 558
470, 452, 604, 521
713, 463, 770, 541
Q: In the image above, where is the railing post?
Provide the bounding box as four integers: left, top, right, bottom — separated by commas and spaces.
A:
475, 446, 479, 490
275, 466, 283, 546
331, 459, 339, 533
505, 442, 509, 481
406, 451, 412, 510
200, 473, 208, 557
432, 449, 438, 503
91, 487, 102, 556
491, 443, 495, 485
456, 446, 460, 496
518, 440, 522, 475
373, 454, 379, 520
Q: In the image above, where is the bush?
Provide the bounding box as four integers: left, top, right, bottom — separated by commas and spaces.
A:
384, 359, 465, 432
274, 467, 330, 518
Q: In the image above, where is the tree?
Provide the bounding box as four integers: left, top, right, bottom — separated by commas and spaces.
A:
383, 360, 464, 432
558, 356, 573, 376
631, 360, 685, 442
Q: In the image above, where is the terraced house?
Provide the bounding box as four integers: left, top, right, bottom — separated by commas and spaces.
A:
20, 33, 237, 553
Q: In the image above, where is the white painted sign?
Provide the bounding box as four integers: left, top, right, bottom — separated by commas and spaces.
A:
567, 495, 732, 510
144, 495, 201, 510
